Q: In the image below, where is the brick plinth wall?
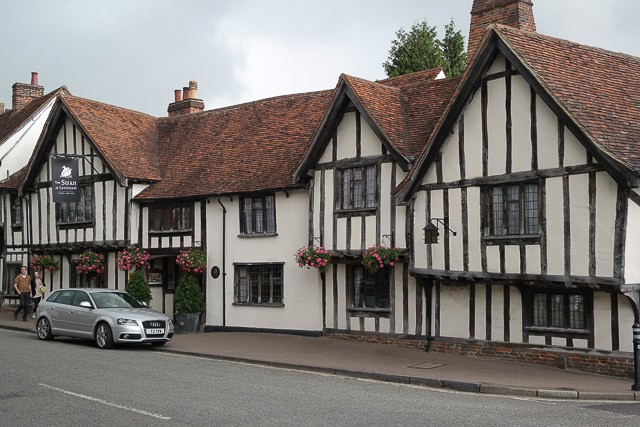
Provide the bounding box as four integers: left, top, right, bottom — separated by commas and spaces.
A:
324, 331, 635, 379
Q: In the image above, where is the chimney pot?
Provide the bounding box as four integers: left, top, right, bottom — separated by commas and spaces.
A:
31, 72, 39, 86
183, 86, 190, 100
174, 89, 182, 103
188, 80, 198, 99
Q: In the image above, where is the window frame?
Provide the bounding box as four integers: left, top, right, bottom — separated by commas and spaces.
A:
524, 288, 592, 339
239, 194, 277, 236
483, 181, 540, 241
10, 194, 22, 228
148, 204, 193, 235
56, 184, 95, 228
336, 164, 377, 212
348, 265, 390, 311
233, 263, 284, 306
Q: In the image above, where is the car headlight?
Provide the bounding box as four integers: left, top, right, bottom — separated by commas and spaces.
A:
117, 318, 139, 326
168, 318, 173, 326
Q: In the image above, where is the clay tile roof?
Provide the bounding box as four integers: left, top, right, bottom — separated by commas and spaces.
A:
135, 90, 333, 200
496, 24, 640, 173
0, 166, 26, 190
0, 87, 66, 145
344, 69, 460, 157
61, 96, 160, 181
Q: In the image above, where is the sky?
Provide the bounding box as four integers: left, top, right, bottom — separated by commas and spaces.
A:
2, 0, 640, 117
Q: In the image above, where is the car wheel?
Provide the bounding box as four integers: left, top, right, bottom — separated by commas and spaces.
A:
36, 317, 53, 341
95, 322, 114, 349
150, 341, 166, 347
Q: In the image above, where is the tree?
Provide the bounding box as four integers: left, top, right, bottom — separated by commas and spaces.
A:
125, 269, 152, 305
383, 19, 467, 78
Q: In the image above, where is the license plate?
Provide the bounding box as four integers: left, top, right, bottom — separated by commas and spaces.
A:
146, 328, 164, 335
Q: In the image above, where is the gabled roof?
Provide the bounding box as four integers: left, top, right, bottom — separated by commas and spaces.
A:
397, 24, 640, 202
0, 87, 67, 146
134, 90, 333, 201
0, 166, 26, 190
294, 69, 460, 182
20, 95, 160, 192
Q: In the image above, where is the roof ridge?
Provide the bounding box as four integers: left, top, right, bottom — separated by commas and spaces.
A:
63, 94, 158, 119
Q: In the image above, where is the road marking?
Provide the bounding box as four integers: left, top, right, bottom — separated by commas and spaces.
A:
38, 383, 171, 420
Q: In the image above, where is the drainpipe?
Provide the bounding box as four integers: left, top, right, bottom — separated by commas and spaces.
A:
217, 198, 227, 327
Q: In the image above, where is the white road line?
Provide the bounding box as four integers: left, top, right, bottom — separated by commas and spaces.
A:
38, 383, 171, 420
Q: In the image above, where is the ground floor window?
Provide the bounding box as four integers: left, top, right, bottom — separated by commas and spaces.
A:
4, 263, 21, 294
350, 266, 390, 309
525, 289, 591, 336
234, 264, 283, 305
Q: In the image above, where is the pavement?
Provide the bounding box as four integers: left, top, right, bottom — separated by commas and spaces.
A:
2, 308, 638, 401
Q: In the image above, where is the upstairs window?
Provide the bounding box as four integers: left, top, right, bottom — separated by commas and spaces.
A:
337, 165, 377, 211
11, 195, 22, 227
149, 205, 192, 233
485, 182, 539, 237
57, 185, 94, 226
240, 195, 276, 234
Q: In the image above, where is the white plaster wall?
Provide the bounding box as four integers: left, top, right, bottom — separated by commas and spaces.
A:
209, 190, 322, 331
491, 284, 505, 341
624, 197, 640, 283
536, 95, 560, 170
595, 172, 616, 277
325, 171, 335, 248
525, 245, 541, 275
504, 245, 520, 274
486, 245, 501, 273
486, 55, 506, 75
336, 112, 357, 160
510, 286, 523, 343
441, 128, 460, 183
569, 174, 590, 276
422, 161, 439, 185
545, 177, 565, 275
467, 188, 482, 272
511, 75, 533, 173
430, 190, 445, 270
0, 98, 55, 180
593, 291, 611, 350
487, 79, 507, 176
564, 129, 587, 166
448, 188, 464, 271
475, 283, 486, 339
440, 283, 469, 338
380, 163, 392, 242
413, 191, 427, 268
360, 117, 382, 157
618, 294, 635, 352
405, 269, 417, 334
463, 94, 484, 179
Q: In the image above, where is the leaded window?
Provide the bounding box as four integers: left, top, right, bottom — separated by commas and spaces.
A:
351, 266, 389, 309
338, 165, 377, 210
234, 264, 283, 305
532, 292, 586, 330
11, 194, 22, 227
149, 205, 192, 232
486, 182, 539, 236
57, 185, 94, 225
241, 195, 276, 234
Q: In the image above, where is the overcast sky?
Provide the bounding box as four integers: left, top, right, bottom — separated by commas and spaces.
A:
2, 0, 639, 117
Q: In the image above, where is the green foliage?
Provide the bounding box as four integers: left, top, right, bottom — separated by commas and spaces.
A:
125, 269, 152, 305
174, 273, 204, 314
383, 19, 467, 78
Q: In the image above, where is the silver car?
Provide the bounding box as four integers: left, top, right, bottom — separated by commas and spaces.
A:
35, 288, 174, 349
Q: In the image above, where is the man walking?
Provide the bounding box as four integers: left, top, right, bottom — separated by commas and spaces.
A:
13, 266, 31, 322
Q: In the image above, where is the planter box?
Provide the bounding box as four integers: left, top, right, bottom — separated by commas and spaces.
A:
175, 313, 200, 333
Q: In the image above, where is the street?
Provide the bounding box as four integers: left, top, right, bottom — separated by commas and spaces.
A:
0, 328, 639, 426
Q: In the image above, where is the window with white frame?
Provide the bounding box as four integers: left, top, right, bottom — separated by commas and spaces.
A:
234, 264, 283, 305
240, 195, 276, 234
57, 185, 94, 226
485, 182, 539, 237
337, 165, 377, 210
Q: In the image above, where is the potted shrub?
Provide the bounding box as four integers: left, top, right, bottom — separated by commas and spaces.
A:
125, 269, 152, 306
173, 273, 204, 333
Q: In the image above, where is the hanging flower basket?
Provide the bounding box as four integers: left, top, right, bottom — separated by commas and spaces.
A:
117, 247, 150, 271
175, 249, 207, 274
30, 254, 60, 272
75, 250, 105, 275
294, 245, 330, 273
362, 245, 400, 273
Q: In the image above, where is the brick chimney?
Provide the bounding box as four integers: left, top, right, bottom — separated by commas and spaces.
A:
167, 80, 204, 117
468, 0, 536, 59
12, 72, 45, 111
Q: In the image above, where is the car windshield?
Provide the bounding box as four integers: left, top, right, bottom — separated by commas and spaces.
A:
91, 292, 145, 309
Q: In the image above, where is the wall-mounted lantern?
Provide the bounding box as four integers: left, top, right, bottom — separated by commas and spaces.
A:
423, 218, 457, 244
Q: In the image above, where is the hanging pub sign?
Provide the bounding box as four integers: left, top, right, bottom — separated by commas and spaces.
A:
51, 156, 80, 202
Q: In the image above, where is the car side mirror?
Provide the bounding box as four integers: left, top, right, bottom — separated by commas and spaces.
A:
79, 301, 92, 309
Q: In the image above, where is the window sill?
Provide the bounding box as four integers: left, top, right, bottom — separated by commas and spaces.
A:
232, 303, 284, 308
149, 229, 192, 236
335, 207, 377, 216
483, 234, 541, 245
525, 326, 590, 336
57, 221, 94, 230
10, 224, 23, 230
237, 233, 278, 238
348, 307, 391, 314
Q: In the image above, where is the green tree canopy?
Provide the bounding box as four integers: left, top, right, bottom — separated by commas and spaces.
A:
383, 19, 467, 78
